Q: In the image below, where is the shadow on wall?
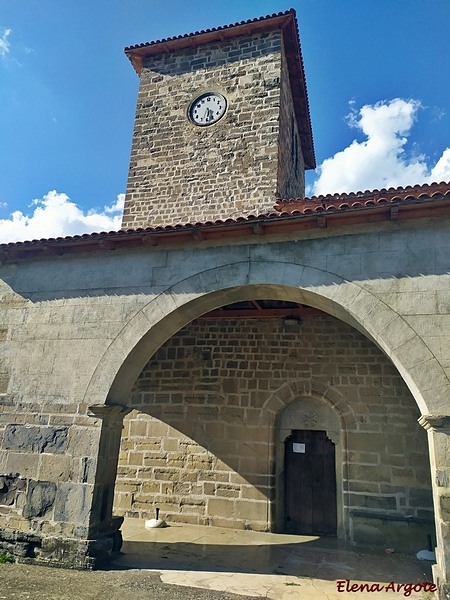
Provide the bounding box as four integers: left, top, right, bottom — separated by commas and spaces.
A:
113, 315, 434, 537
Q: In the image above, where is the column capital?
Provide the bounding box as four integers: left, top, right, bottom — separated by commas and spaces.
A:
418, 414, 450, 432
87, 404, 131, 419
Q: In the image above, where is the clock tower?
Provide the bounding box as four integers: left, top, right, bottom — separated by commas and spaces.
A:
122, 9, 315, 229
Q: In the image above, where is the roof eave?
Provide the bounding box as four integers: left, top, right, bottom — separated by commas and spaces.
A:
1, 186, 449, 261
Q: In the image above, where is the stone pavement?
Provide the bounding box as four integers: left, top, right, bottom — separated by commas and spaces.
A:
112, 518, 435, 599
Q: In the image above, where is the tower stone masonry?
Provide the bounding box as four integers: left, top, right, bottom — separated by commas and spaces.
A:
121, 11, 315, 229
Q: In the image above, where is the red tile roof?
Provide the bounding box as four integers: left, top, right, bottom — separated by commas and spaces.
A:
274, 181, 450, 215
0, 182, 449, 260
124, 9, 315, 170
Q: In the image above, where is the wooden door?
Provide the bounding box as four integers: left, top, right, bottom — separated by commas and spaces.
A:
284, 429, 337, 535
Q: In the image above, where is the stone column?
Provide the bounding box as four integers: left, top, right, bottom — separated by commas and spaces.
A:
87, 404, 131, 554
419, 415, 450, 599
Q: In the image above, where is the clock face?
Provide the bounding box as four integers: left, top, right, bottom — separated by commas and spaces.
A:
189, 92, 227, 126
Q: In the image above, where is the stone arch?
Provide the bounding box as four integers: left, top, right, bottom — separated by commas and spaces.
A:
80, 261, 447, 586
81, 262, 446, 560
262, 379, 356, 430
83, 260, 448, 416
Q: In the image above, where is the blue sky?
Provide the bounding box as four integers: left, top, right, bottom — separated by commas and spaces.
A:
1, 0, 449, 242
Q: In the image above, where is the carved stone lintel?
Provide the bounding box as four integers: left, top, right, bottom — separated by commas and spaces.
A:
418, 414, 450, 432
87, 404, 131, 420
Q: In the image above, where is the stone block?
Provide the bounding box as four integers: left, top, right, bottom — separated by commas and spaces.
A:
439, 495, 450, 520
140, 482, 160, 494
210, 516, 245, 529
353, 523, 386, 546
199, 470, 228, 483
349, 464, 392, 483
207, 497, 235, 518
6, 516, 31, 533
172, 482, 191, 495
142, 456, 167, 467
167, 513, 201, 525
229, 473, 249, 485
69, 457, 97, 484
115, 494, 132, 510
216, 488, 239, 498
347, 432, 385, 454
203, 482, 215, 495
148, 421, 170, 437
391, 467, 417, 486
347, 451, 379, 464
0, 475, 26, 506
348, 494, 397, 511
348, 481, 380, 494
68, 426, 100, 457
39, 454, 71, 482
53, 483, 93, 524
241, 486, 268, 501
153, 468, 181, 481
5, 452, 39, 479
3, 425, 68, 454
407, 452, 429, 468
162, 438, 178, 452
237, 456, 268, 476
127, 452, 144, 466
409, 488, 433, 507
0, 449, 6, 472
0, 374, 10, 394
235, 499, 267, 522
23, 480, 57, 518
187, 457, 213, 470
385, 435, 405, 454
180, 497, 205, 509
114, 482, 140, 493
130, 420, 148, 437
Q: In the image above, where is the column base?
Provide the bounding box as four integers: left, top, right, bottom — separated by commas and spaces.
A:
0, 518, 123, 570
433, 564, 450, 600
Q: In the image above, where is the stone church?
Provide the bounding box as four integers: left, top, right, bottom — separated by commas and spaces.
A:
0, 9, 449, 598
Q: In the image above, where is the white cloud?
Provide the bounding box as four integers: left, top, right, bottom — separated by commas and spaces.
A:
310, 99, 450, 197
0, 28, 11, 57
430, 148, 450, 182
0, 191, 125, 244
103, 194, 125, 214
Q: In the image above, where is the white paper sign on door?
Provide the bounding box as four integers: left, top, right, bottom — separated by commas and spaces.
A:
293, 443, 305, 453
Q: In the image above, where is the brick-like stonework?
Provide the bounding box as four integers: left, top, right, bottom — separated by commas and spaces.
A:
122, 30, 305, 229
114, 315, 433, 538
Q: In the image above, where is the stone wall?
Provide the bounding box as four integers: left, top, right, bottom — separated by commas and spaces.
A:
276, 36, 305, 200
0, 398, 124, 567
114, 315, 433, 539
122, 30, 304, 229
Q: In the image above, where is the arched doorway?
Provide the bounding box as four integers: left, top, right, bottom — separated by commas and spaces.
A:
276, 395, 345, 537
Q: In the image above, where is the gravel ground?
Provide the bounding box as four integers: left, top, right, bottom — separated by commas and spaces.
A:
0, 563, 265, 600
